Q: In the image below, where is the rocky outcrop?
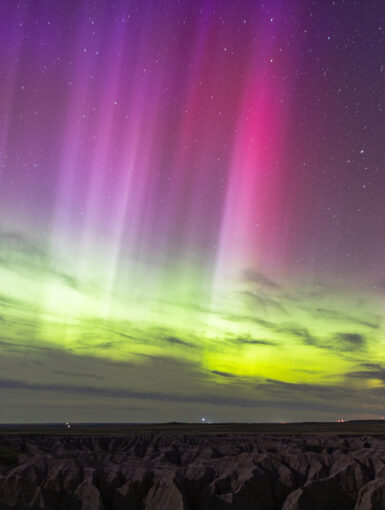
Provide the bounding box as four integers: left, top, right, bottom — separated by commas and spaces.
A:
1, 433, 385, 509
355, 477, 385, 510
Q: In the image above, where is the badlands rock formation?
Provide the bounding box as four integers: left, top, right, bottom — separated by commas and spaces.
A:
0, 433, 385, 509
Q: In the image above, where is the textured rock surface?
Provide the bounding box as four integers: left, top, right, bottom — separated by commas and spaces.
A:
1, 433, 385, 509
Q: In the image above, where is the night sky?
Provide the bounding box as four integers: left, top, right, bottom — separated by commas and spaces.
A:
1, 0, 385, 423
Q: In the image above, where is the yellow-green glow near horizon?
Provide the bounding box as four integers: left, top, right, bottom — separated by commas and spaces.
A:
1, 245, 384, 392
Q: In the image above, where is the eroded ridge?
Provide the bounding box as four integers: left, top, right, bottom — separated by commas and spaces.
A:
1, 433, 385, 509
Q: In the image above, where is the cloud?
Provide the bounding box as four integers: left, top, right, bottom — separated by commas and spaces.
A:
164, 336, 196, 348
242, 269, 281, 290
260, 324, 368, 353
360, 363, 382, 370
0, 229, 80, 290
265, 378, 333, 394
281, 326, 317, 345
54, 370, 100, 380
347, 363, 385, 381
0, 231, 46, 260
242, 290, 287, 314
249, 321, 318, 346
0, 377, 260, 408
0, 376, 356, 413
210, 370, 234, 378
262, 378, 360, 408
334, 333, 366, 351
311, 307, 379, 330
288, 330, 368, 353
0, 341, 380, 419
235, 337, 276, 346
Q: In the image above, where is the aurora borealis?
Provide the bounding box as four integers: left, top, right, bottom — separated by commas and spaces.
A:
1, 0, 385, 423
